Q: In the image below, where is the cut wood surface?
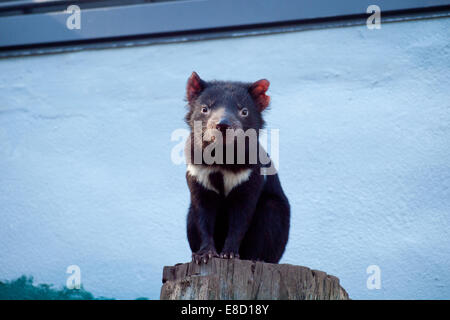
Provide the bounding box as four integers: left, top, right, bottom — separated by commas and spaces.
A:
160, 258, 349, 300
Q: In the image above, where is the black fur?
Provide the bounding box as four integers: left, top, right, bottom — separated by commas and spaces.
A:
184, 72, 290, 264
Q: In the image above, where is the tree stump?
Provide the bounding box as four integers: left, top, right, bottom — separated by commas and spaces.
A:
160, 258, 349, 300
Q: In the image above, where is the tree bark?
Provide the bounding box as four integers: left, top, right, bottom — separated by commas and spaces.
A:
160, 258, 349, 300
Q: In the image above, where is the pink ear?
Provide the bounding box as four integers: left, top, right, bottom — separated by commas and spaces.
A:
186, 71, 204, 103
249, 79, 270, 111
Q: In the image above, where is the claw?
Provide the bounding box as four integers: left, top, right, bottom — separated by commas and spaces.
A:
192, 249, 218, 265
220, 251, 240, 260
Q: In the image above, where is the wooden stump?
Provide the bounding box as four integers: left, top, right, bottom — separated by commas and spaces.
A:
160, 258, 349, 300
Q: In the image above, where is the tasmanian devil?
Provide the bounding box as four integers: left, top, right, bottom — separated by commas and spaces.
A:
184, 71, 290, 264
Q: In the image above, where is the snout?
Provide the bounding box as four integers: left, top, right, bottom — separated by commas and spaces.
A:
216, 118, 232, 133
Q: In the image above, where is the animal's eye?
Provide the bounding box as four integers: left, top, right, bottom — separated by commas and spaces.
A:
201, 106, 209, 114
240, 108, 249, 117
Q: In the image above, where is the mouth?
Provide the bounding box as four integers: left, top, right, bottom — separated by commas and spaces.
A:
211, 132, 235, 145
204, 127, 232, 143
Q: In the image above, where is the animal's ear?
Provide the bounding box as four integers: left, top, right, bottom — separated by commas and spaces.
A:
249, 79, 270, 111
186, 71, 205, 104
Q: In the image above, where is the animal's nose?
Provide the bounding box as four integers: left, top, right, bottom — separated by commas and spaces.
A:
216, 119, 231, 132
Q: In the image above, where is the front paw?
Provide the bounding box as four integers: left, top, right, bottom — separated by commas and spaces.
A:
219, 251, 240, 259
192, 248, 218, 264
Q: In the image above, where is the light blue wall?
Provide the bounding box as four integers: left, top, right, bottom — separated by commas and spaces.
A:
1, 17, 449, 300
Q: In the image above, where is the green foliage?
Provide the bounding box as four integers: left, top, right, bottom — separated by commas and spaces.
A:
0, 276, 111, 300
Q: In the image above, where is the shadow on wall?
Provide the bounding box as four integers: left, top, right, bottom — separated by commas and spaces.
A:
0, 276, 142, 300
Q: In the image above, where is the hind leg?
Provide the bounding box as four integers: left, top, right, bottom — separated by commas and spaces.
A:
239, 194, 290, 263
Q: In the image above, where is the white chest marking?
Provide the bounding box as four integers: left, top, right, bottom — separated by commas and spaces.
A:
187, 164, 252, 196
